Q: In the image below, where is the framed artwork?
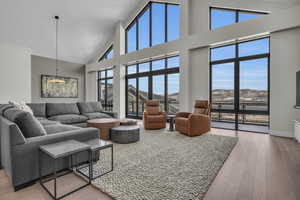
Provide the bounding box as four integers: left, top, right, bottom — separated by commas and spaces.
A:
41, 75, 78, 98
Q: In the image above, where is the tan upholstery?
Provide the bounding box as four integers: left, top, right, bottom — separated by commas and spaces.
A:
143, 100, 166, 130
175, 100, 211, 136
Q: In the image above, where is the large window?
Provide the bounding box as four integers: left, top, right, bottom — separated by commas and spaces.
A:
210, 7, 268, 30
210, 37, 270, 132
98, 45, 113, 62
98, 69, 114, 111
126, 2, 180, 53
126, 56, 180, 118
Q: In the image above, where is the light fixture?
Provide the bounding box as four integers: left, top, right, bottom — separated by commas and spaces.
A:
48, 15, 65, 84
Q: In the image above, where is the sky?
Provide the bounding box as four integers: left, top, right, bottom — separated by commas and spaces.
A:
127, 3, 179, 53
211, 38, 269, 90
128, 57, 180, 95
127, 5, 269, 96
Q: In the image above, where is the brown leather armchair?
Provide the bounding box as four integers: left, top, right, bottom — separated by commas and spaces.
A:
143, 100, 166, 130
175, 100, 211, 136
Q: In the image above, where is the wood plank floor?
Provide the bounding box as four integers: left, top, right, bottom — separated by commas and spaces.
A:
1, 128, 300, 200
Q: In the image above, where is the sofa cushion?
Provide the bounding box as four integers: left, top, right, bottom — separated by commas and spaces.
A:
3, 108, 46, 138
83, 112, 112, 120
27, 103, 46, 118
48, 114, 88, 124
0, 104, 15, 115
46, 103, 80, 117
37, 118, 60, 126
44, 124, 81, 135
77, 102, 103, 114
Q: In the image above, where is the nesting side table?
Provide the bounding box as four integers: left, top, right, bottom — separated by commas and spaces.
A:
39, 140, 91, 200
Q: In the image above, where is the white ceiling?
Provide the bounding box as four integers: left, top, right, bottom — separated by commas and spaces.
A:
0, 0, 141, 64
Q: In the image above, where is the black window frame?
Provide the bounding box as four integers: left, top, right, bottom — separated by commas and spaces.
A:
209, 37, 270, 131
125, 2, 180, 54
209, 7, 268, 30
97, 68, 114, 111
125, 56, 180, 118
98, 45, 114, 62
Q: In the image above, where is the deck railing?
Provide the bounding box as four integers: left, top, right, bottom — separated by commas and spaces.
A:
212, 102, 269, 125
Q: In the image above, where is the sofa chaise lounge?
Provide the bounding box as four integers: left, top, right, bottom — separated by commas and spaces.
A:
0, 102, 115, 190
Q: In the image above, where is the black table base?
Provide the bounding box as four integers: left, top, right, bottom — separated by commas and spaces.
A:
39, 150, 92, 200
76, 144, 113, 180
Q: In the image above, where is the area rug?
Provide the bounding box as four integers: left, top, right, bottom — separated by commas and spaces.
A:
89, 130, 238, 200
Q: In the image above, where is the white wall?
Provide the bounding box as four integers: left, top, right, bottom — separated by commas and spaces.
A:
85, 71, 97, 102
188, 47, 209, 111
31, 55, 85, 103
0, 44, 31, 103
85, 0, 300, 137
270, 27, 300, 137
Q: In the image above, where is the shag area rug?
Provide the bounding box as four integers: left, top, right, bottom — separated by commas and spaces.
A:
89, 130, 238, 200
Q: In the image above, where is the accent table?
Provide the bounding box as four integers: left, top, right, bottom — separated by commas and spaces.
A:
76, 139, 113, 180
167, 115, 176, 131
87, 118, 120, 140
39, 140, 91, 200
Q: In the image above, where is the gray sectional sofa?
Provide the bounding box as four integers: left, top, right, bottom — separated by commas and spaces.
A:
0, 102, 116, 190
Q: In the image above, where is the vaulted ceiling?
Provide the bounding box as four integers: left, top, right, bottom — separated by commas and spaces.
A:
0, 0, 298, 64
0, 0, 140, 64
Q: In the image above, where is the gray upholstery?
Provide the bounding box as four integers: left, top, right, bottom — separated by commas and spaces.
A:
111, 125, 140, 144
46, 103, 80, 117
0, 104, 15, 115
48, 114, 88, 124
0, 101, 113, 189
37, 118, 60, 126
8, 127, 99, 188
4, 108, 46, 138
0, 116, 27, 171
77, 102, 103, 114
44, 124, 81, 135
83, 112, 111, 120
27, 103, 46, 118
71, 123, 88, 128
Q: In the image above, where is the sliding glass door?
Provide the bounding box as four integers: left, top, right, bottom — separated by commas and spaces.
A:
238, 58, 269, 131
211, 62, 236, 129
210, 37, 270, 132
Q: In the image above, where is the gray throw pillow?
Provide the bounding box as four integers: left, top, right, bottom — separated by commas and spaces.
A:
4, 108, 47, 138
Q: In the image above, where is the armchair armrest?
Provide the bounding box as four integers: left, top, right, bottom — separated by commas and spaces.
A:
188, 114, 211, 132
189, 113, 210, 121
25, 127, 99, 146
176, 112, 192, 118
158, 111, 167, 116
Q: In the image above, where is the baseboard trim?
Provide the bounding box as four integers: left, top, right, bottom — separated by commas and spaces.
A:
269, 130, 294, 138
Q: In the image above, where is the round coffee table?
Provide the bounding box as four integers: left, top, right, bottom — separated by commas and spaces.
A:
87, 119, 120, 140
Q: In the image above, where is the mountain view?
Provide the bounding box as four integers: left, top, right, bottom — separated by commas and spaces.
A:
212, 89, 269, 125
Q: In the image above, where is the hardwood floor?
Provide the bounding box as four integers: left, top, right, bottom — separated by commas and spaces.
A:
205, 130, 300, 200
0, 128, 300, 200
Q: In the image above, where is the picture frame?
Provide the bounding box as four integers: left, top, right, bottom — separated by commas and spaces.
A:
41, 75, 79, 98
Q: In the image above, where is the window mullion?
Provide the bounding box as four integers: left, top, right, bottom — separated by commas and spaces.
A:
165, 3, 168, 43
150, 2, 152, 47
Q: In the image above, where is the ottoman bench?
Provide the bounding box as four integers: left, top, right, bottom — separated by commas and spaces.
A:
110, 125, 140, 144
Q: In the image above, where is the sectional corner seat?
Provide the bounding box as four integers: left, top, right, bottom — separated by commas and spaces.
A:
0, 102, 115, 190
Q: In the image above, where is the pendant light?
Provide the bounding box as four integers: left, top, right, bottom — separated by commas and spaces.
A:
48, 15, 65, 84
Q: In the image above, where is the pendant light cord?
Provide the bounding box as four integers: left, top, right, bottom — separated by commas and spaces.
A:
55, 16, 59, 77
